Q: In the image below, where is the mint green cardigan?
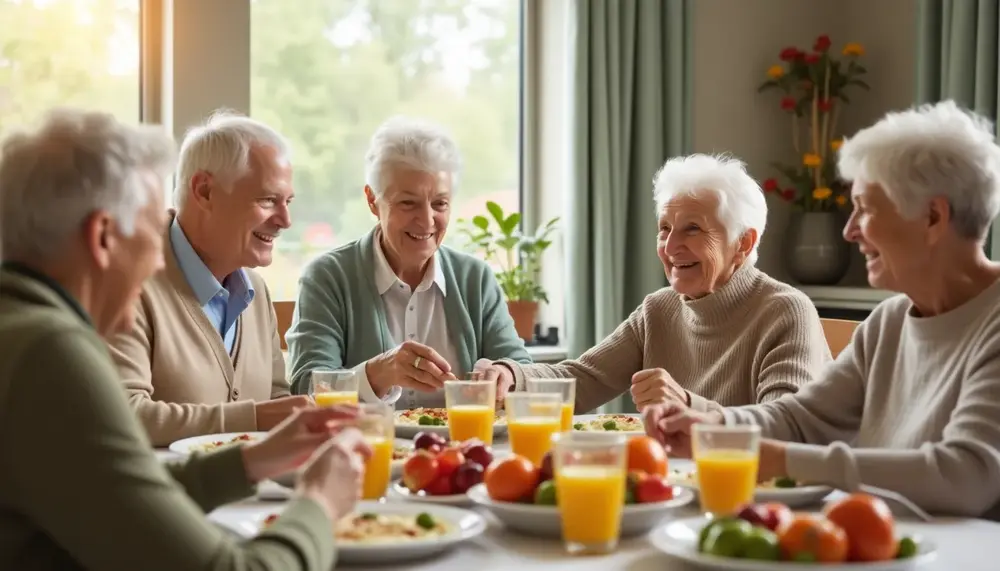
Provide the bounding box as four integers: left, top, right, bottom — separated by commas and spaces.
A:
287, 227, 532, 394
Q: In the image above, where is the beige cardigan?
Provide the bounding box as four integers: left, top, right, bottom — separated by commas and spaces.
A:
108, 223, 290, 446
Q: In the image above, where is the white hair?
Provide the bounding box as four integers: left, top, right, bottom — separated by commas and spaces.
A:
0, 108, 175, 261
652, 153, 768, 265
174, 109, 291, 207
838, 100, 1000, 241
364, 116, 462, 199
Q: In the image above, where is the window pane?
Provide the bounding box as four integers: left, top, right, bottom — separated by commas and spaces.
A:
0, 0, 141, 131
250, 0, 521, 299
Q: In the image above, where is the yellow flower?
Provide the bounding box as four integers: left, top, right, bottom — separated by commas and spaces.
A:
812, 187, 833, 200
803, 153, 822, 167
836, 194, 848, 206
830, 139, 843, 152
766, 65, 785, 79
842, 43, 864, 57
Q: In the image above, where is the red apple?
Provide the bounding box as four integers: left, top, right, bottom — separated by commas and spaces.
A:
736, 504, 770, 528
463, 443, 493, 468
758, 502, 794, 532
539, 451, 555, 482
423, 474, 455, 496
452, 460, 485, 493
634, 476, 675, 503
437, 448, 465, 479
402, 450, 439, 492
413, 431, 447, 451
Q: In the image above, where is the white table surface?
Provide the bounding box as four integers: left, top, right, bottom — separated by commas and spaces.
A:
159, 438, 1000, 571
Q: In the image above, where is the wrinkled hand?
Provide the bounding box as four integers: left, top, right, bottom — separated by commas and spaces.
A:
757, 440, 788, 483
367, 341, 456, 395
242, 405, 360, 482
297, 427, 373, 523
255, 395, 314, 430
472, 358, 515, 405
642, 401, 723, 458
630, 368, 688, 412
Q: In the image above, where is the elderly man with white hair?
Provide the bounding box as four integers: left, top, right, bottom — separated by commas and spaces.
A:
286, 116, 531, 407
476, 153, 830, 413
0, 108, 376, 570
645, 101, 1000, 519
108, 110, 310, 446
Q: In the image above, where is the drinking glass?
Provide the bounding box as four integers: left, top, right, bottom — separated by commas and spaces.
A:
552, 432, 628, 555
358, 402, 394, 500
691, 424, 761, 516
505, 392, 562, 465
443, 380, 496, 444
525, 377, 576, 431
311, 369, 359, 406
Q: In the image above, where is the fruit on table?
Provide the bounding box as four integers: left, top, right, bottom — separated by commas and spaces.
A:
626, 436, 669, 476
484, 455, 540, 502
634, 474, 674, 503
462, 442, 494, 469
413, 431, 448, 451
742, 526, 781, 561
701, 519, 754, 557
896, 536, 918, 559
436, 448, 465, 479
402, 450, 439, 492
401, 438, 493, 496
534, 479, 557, 505
452, 460, 485, 494
823, 492, 897, 562
736, 502, 792, 532
776, 513, 848, 563
539, 451, 555, 482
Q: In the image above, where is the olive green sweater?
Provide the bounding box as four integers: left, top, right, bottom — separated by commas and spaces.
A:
0, 264, 335, 571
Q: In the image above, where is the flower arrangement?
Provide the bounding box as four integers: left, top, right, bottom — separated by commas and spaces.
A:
758, 35, 868, 212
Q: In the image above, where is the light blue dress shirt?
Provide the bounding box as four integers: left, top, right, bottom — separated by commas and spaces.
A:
169, 219, 255, 353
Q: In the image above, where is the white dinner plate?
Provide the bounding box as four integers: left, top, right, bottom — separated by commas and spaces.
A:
211, 500, 487, 565
390, 437, 414, 479
393, 410, 508, 439
467, 483, 694, 537
571, 413, 645, 436
168, 432, 267, 455
649, 515, 937, 570
389, 479, 473, 506
667, 460, 833, 508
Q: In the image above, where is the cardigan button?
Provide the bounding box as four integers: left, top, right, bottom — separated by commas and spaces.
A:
232, 388, 240, 400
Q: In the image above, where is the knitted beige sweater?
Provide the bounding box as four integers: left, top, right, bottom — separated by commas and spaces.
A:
501, 264, 832, 412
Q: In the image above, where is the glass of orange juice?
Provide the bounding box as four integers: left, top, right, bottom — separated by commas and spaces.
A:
552, 432, 628, 555
311, 369, 359, 406
692, 424, 761, 516
358, 402, 394, 500
505, 392, 562, 465
444, 380, 496, 444
525, 377, 576, 432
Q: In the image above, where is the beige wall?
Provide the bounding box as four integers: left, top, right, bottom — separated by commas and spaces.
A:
690, 0, 917, 285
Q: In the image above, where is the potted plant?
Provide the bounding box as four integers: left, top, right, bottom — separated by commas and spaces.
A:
457, 201, 559, 342
758, 34, 868, 285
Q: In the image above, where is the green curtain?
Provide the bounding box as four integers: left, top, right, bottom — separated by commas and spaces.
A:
916, 0, 999, 255
567, 0, 691, 413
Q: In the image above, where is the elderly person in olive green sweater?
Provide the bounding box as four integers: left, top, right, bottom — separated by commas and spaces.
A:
0, 108, 369, 571
287, 116, 531, 408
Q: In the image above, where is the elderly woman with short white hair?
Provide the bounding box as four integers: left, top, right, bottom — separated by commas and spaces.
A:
475, 153, 831, 413
287, 116, 531, 407
646, 101, 1000, 519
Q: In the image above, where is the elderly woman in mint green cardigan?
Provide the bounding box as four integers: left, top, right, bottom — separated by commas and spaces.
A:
287, 116, 531, 408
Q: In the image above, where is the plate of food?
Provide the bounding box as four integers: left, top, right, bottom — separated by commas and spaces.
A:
390, 435, 497, 505
168, 432, 266, 455
667, 461, 833, 508
649, 495, 936, 570
394, 407, 507, 438
211, 501, 487, 565
571, 413, 644, 435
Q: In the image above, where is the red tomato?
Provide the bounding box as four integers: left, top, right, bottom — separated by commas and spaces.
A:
759, 502, 794, 532
634, 476, 675, 503
437, 448, 465, 478
402, 450, 439, 492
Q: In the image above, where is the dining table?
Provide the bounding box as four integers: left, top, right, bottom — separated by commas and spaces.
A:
156, 435, 1000, 571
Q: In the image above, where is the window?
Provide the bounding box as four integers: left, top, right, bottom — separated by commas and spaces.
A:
0, 0, 141, 132
250, 0, 522, 299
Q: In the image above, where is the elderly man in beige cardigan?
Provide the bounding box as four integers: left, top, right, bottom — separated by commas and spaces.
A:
108, 111, 309, 447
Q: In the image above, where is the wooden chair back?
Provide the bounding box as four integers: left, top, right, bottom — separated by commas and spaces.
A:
821, 318, 859, 358
274, 300, 295, 351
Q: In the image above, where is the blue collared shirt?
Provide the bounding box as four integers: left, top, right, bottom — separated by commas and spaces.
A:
169, 219, 255, 353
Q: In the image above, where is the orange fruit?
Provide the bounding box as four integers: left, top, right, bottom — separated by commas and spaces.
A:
626, 436, 669, 476
776, 513, 848, 563
484, 455, 539, 502
823, 493, 896, 562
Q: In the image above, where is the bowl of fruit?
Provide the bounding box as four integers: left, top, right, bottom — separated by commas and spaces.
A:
390, 432, 497, 505
650, 493, 937, 570
467, 436, 694, 537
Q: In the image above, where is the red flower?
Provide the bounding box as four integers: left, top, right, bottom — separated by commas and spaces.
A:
814, 35, 832, 52
779, 47, 802, 61
819, 98, 834, 112
804, 53, 821, 64
763, 178, 779, 192
780, 96, 796, 111
782, 189, 796, 201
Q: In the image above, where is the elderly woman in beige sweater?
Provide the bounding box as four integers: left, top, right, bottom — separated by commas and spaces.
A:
475, 153, 831, 413
646, 101, 1000, 520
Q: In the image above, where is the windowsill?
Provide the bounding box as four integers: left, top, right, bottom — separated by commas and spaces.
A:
526, 345, 567, 363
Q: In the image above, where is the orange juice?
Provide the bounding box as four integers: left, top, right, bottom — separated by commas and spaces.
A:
447, 405, 494, 444
315, 391, 358, 406
508, 417, 561, 465
361, 437, 392, 499
695, 449, 759, 515
560, 403, 574, 432
556, 465, 626, 544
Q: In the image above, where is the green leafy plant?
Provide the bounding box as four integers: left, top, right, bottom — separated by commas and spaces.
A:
456, 201, 559, 304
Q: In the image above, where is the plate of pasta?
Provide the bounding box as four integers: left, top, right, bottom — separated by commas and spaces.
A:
571, 413, 645, 435
667, 460, 833, 507
394, 407, 508, 438
168, 432, 266, 455
210, 500, 487, 564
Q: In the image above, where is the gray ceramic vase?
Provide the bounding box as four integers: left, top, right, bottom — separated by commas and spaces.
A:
784, 211, 851, 285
